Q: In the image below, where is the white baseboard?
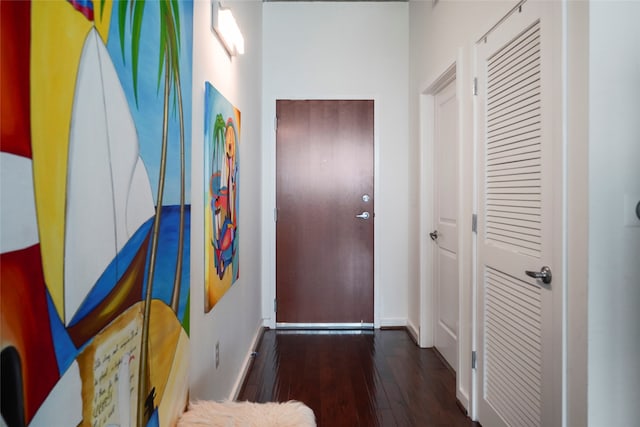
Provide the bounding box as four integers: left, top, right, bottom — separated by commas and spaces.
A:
406, 319, 420, 345
379, 317, 407, 328
457, 389, 470, 416
229, 321, 265, 400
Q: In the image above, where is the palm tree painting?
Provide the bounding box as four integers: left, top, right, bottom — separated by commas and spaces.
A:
0, 0, 192, 425
108, 1, 193, 425
204, 82, 240, 312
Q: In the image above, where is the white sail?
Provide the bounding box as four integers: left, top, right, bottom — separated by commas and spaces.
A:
127, 157, 155, 237
29, 360, 82, 426
64, 28, 154, 325
0, 153, 39, 253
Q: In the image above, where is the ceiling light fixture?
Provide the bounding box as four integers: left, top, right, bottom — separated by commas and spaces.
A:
211, 1, 245, 57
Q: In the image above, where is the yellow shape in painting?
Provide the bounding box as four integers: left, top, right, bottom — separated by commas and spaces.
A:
149, 300, 189, 416
31, 0, 112, 320
94, 1, 114, 43
151, 305, 189, 426
205, 206, 233, 312
76, 300, 189, 426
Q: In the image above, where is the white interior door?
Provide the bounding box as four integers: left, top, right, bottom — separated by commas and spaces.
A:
475, 2, 562, 426
433, 78, 459, 371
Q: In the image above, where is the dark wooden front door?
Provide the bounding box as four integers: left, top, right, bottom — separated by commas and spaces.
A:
276, 100, 374, 324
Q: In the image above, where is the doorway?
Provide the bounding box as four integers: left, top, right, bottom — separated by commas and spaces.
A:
432, 77, 459, 371
275, 100, 375, 326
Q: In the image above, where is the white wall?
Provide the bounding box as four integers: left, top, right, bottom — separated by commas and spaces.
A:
261, 2, 410, 327
408, 0, 513, 412
189, 0, 263, 400
588, 2, 640, 425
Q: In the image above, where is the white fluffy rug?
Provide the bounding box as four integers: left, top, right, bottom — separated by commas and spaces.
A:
177, 400, 317, 427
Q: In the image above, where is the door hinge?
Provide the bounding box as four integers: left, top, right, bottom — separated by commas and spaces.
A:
274, 208, 278, 223
274, 298, 277, 313
472, 350, 477, 369
472, 213, 477, 233
274, 116, 278, 132
472, 77, 478, 96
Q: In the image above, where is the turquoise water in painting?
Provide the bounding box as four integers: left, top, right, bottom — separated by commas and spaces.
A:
141, 205, 191, 322
49, 206, 190, 372
70, 205, 190, 325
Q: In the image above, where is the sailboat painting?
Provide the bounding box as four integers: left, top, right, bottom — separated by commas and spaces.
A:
1, 1, 192, 426
204, 82, 240, 312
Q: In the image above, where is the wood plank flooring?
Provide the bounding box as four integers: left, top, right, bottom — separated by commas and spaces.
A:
237, 329, 479, 427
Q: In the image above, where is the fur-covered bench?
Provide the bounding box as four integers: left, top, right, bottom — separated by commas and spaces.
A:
177, 400, 316, 427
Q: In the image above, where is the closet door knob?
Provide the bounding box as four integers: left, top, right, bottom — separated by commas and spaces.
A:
525, 266, 552, 285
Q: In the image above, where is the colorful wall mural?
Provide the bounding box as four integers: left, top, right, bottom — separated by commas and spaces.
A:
204, 82, 240, 312
1, 0, 192, 425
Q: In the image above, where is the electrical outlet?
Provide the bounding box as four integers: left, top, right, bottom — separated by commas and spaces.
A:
215, 341, 220, 369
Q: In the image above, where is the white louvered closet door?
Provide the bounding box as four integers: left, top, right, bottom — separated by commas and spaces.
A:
475, 2, 562, 427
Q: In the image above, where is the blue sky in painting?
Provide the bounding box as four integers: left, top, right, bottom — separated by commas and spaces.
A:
106, 0, 193, 206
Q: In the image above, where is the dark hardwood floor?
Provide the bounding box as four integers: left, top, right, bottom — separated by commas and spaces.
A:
237, 329, 479, 427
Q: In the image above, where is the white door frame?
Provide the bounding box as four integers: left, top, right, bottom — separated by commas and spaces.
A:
263, 95, 383, 330
419, 59, 474, 412
419, 62, 456, 348
432, 75, 460, 371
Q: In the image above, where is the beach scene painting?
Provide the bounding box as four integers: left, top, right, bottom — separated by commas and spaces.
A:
204, 82, 240, 312
1, 0, 193, 425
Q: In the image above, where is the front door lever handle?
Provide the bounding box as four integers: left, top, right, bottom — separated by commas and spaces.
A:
525, 266, 552, 285
356, 212, 370, 220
